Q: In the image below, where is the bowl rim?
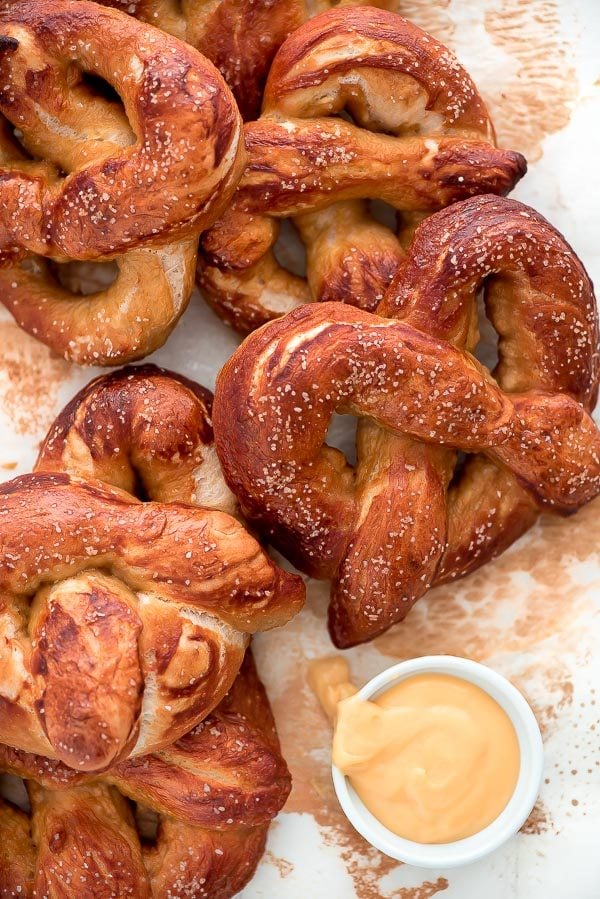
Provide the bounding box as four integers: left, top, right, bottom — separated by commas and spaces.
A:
331, 654, 544, 868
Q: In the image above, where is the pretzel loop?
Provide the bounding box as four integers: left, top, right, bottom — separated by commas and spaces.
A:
213, 198, 600, 647
36, 364, 238, 514
198, 7, 526, 331
0, 0, 244, 262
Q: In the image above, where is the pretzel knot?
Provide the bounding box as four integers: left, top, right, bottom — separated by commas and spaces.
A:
0, 652, 291, 898
0, 0, 245, 363
0, 466, 303, 770
213, 196, 600, 648
0, 0, 244, 262
198, 6, 527, 332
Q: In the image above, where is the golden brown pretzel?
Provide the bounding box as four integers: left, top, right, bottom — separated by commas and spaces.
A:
90, 0, 304, 121
0, 0, 244, 262
0, 238, 198, 366
0, 467, 303, 770
0, 3, 246, 364
0, 651, 290, 899
36, 364, 238, 515
198, 7, 527, 332
0, 366, 297, 894
212, 197, 600, 647
86, 0, 405, 121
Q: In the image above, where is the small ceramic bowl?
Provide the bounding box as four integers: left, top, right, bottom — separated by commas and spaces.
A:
331, 654, 544, 868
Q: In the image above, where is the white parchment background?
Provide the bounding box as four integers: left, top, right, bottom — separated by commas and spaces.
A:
1, 1, 599, 897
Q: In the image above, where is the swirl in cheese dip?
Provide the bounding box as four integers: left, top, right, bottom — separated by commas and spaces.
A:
310, 658, 520, 844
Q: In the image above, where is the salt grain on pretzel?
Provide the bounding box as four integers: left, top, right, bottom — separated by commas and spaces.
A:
0, 653, 290, 899
0, 470, 303, 770
213, 197, 600, 647
0, 0, 244, 260
0, 0, 245, 364
198, 7, 527, 332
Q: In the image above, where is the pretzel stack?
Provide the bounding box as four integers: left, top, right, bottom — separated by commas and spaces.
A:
0, 0, 598, 896
0, 365, 305, 896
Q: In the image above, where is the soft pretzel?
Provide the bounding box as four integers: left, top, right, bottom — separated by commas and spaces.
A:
0, 651, 290, 899
198, 7, 527, 332
0, 67, 196, 364
36, 363, 238, 515
0, 366, 297, 893
87, 0, 304, 121
0, 469, 303, 770
0, 0, 245, 363
86, 0, 407, 121
213, 197, 600, 647
0, 238, 198, 366
0, 0, 244, 262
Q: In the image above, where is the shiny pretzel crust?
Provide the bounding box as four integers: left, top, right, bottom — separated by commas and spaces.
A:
0, 651, 290, 899
0, 0, 245, 263
213, 198, 600, 647
198, 7, 526, 332
36, 364, 238, 514
0, 472, 303, 768
87, 0, 303, 120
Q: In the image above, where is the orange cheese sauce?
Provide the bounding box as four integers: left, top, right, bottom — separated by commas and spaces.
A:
308, 655, 358, 717
310, 659, 521, 844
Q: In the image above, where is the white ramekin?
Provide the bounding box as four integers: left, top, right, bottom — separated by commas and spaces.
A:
331, 654, 544, 868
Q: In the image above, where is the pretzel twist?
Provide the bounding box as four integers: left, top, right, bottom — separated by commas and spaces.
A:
0, 0, 244, 262
0, 366, 304, 770
213, 197, 600, 647
0, 651, 290, 899
198, 7, 526, 332
0, 0, 245, 363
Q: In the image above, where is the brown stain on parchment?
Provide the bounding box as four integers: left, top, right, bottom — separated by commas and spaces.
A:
0, 321, 71, 438
527, 669, 574, 736
375, 498, 600, 663
521, 800, 552, 835
483, 0, 578, 160
256, 585, 449, 898
264, 849, 294, 879
400, 881, 449, 899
